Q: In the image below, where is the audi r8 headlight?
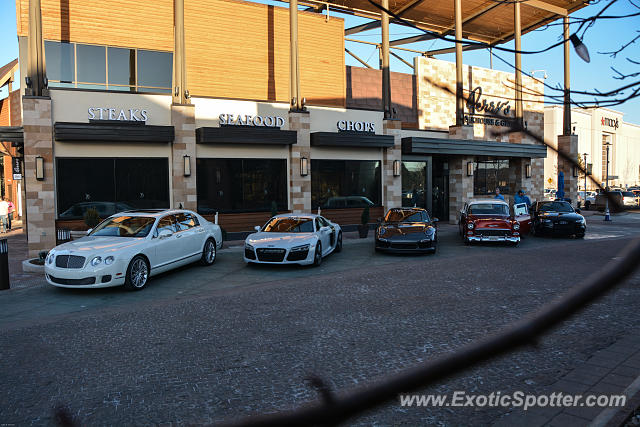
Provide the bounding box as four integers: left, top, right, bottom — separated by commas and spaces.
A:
245, 243, 254, 251
104, 256, 115, 265
90, 256, 102, 266
467, 223, 474, 229
291, 244, 310, 252
513, 223, 520, 230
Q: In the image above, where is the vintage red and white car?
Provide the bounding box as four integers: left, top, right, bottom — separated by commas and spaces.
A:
458, 199, 531, 245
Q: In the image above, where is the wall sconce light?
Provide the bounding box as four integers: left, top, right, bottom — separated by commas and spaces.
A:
35, 156, 44, 180
183, 155, 191, 177
466, 161, 474, 176
525, 164, 531, 178
300, 157, 308, 176
572, 165, 579, 178
393, 160, 401, 177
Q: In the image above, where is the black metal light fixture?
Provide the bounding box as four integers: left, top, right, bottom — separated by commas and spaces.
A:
570, 34, 591, 63
525, 164, 531, 178
183, 155, 191, 177
300, 157, 308, 176
35, 156, 44, 180
466, 161, 474, 176
393, 160, 401, 177
572, 165, 579, 178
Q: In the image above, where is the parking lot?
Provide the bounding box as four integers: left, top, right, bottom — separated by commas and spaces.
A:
1, 212, 640, 425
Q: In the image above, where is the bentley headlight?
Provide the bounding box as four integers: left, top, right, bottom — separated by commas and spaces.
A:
104, 256, 115, 265
467, 223, 474, 229
46, 251, 54, 264
513, 223, 520, 230
91, 256, 102, 266
291, 244, 310, 252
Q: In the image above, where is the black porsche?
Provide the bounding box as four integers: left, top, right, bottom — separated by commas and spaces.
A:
531, 200, 586, 238
375, 207, 438, 253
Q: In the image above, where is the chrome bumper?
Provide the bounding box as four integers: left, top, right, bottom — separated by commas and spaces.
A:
468, 235, 520, 243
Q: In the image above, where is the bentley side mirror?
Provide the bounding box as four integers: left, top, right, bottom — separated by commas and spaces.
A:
254, 225, 261, 232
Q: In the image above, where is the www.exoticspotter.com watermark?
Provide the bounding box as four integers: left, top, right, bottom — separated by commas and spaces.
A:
399, 391, 627, 411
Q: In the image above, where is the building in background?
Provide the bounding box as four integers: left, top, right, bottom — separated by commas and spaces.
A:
545, 106, 640, 189
1, 0, 590, 256
0, 59, 22, 220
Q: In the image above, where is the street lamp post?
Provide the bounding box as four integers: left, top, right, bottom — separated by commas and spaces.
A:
583, 153, 588, 208
604, 143, 612, 221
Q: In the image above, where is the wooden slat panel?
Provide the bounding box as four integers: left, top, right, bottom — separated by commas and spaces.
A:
55, 219, 87, 231
320, 207, 385, 226
202, 211, 290, 233
185, 0, 345, 107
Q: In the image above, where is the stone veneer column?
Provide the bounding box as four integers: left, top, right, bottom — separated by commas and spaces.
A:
288, 111, 311, 213
171, 104, 197, 210
448, 125, 474, 224
22, 96, 55, 258
557, 134, 578, 205
382, 119, 402, 211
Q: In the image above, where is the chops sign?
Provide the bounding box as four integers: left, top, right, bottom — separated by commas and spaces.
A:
88, 107, 148, 121
601, 117, 619, 130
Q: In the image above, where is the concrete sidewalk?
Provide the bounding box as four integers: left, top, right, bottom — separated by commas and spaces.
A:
494, 334, 640, 426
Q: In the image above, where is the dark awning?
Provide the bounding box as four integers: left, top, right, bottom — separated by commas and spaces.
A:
402, 137, 547, 158
311, 131, 394, 148
54, 121, 175, 143
0, 126, 23, 144
196, 126, 297, 145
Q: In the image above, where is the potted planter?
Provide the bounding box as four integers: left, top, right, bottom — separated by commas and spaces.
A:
358, 205, 370, 238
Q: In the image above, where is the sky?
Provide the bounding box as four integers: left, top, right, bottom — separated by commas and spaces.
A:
0, 0, 638, 123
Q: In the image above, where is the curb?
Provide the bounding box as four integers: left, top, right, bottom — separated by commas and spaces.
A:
588, 373, 640, 427
21, 259, 44, 274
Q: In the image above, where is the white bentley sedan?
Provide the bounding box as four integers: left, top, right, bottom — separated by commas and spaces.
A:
45, 209, 222, 290
244, 214, 342, 266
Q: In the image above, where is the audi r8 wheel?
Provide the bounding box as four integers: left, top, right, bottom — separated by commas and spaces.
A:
334, 232, 343, 253
313, 242, 322, 267
200, 238, 217, 266
124, 255, 149, 291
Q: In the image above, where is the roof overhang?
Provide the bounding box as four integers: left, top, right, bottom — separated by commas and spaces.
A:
290, 0, 588, 45
54, 122, 175, 143
196, 126, 297, 145
402, 137, 547, 158
311, 131, 394, 148
0, 59, 18, 89
0, 126, 24, 144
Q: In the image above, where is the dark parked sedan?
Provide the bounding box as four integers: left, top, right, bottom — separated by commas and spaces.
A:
375, 207, 438, 253
531, 200, 586, 238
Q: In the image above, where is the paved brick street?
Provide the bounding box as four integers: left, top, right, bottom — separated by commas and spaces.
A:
1, 213, 640, 425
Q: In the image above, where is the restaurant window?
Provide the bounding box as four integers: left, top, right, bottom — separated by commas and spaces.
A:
44, 40, 171, 93
76, 43, 106, 89
56, 158, 169, 219
473, 159, 511, 195
45, 41, 75, 87
402, 161, 427, 208
137, 49, 172, 93
196, 158, 288, 214
108, 47, 136, 91
311, 160, 381, 209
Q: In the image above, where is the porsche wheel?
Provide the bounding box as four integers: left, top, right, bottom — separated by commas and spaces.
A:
200, 238, 216, 266
334, 232, 343, 253
124, 255, 149, 291
313, 243, 322, 267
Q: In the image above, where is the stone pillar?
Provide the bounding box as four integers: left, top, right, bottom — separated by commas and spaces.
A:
448, 155, 475, 224
383, 119, 402, 211
512, 158, 532, 202
558, 134, 578, 205
171, 104, 197, 210
530, 158, 545, 203
449, 125, 473, 140
288, 111, 311, 213
22, 96, 55, 258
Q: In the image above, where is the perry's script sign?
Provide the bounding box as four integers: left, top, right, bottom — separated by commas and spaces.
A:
219, 114, 285, 128
466, 86, 512, 117
88, 107, 148, 121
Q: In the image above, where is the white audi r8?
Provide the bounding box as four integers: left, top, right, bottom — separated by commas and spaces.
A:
244, 214, 342, 266
45, 209, 222, 290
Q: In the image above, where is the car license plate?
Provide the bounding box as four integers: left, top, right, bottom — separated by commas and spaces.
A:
559, 221, 568, 225
488, 236, 499, 241
262, 249, 282, 253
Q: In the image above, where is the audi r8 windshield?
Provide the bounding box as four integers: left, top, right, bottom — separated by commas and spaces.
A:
262, 217, 314, 233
